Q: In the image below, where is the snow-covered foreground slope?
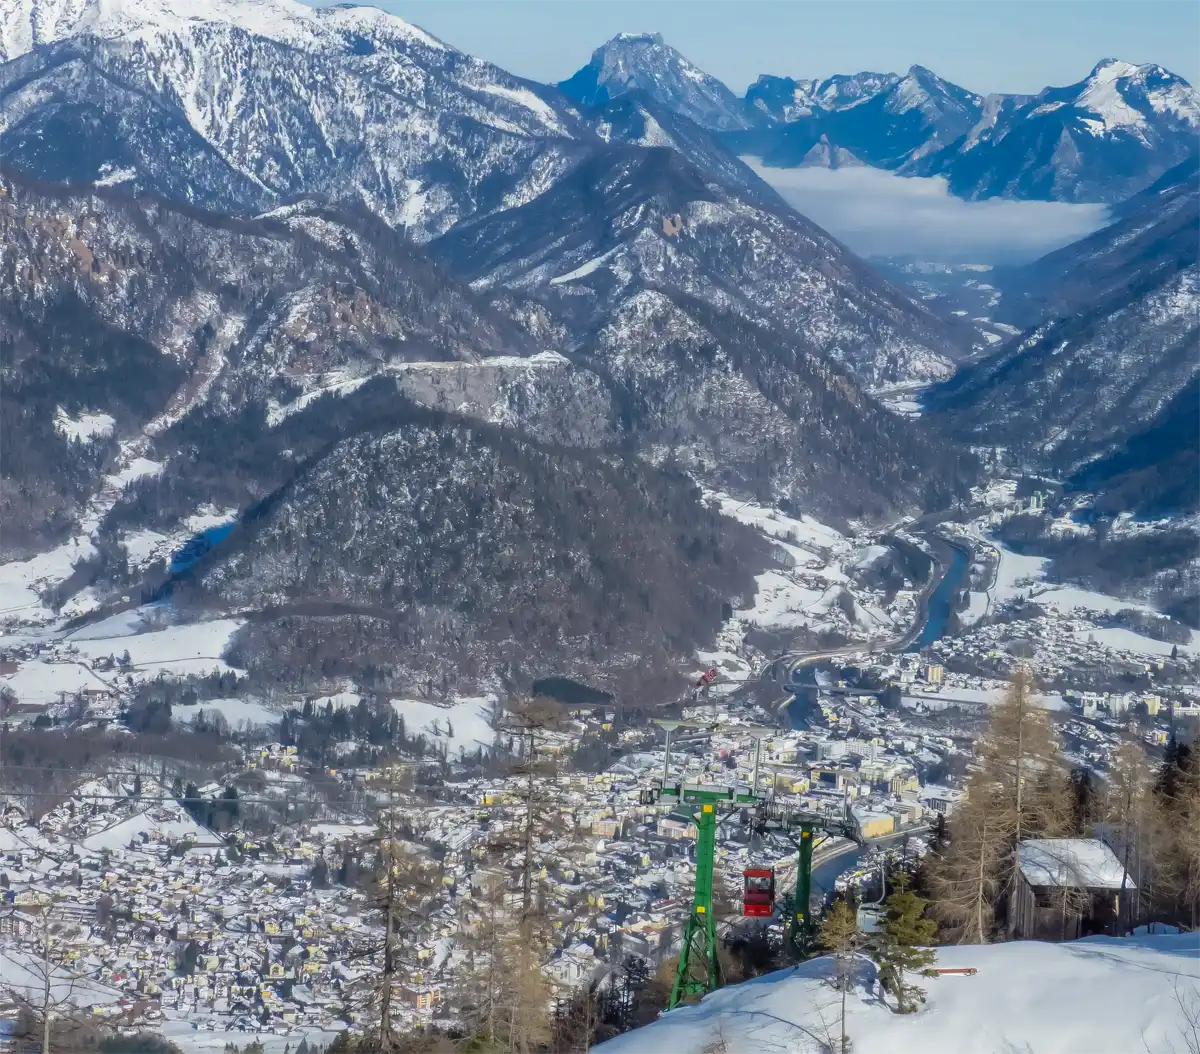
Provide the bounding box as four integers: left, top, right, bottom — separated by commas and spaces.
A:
596, 934, 1199, 1054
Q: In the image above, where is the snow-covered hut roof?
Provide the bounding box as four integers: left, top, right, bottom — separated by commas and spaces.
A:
1018, 838, 1134, 890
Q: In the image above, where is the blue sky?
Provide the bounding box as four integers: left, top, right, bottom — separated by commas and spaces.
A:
330, 1, 1200, 94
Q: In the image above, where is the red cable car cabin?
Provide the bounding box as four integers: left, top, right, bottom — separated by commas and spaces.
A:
743, 868, 775, 917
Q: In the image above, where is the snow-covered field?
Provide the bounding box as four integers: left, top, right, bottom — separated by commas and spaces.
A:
595, 934, 1200, 1054
0, 613, 246, 705
54, 407, 115, 442
390, 696, 497, 757
0, 536, 97, 623
183, 697, 281, 728
949, 517, 1197, 657
70, 618, 246, 677
80, 807, 214, 854
1075, 625, 1197, 658
904, 684, 1068, 712
968, 528, 1163, 621
0, 658, 114, 706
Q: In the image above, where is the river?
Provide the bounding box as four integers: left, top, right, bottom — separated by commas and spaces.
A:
906, 542, 969, 652
810, 830, 918, 903
811, 842, 866, 898
774, 538, 966, 890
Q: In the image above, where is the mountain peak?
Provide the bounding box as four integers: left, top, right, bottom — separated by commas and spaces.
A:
559, 31, 752, 131
1090, 57, 1143, 80
887, 64, 981, 119
610, 31, 665, 46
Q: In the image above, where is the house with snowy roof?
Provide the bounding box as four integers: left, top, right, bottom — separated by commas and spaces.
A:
1012, 838, 1135, 941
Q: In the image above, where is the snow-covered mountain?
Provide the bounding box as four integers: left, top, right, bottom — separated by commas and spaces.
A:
562, 33, 1199, 202
736, 66, 982, 170
0, 169, 608, 558
1, 168, 771, 697
0, 0, 996, 693
559, 32, 752, 132
586, 92, 786, 209
912, 59, 1200, 202
433, 143, 965, 386
0, 0, 594, 239
431, 144, 974, 517
745, 71, 901, 122
0, 2, 961, 378
740, 57, 1200, 202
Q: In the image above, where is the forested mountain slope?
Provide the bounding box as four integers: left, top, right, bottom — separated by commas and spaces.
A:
0, 170, 601, 558
432, 144, 975, 516
170, 393, 768, 699
929, 164, 1199, 492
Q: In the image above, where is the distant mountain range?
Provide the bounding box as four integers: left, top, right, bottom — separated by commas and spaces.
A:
559, 35, 1200, 203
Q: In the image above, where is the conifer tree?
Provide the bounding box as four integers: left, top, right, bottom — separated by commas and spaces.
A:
928, 791, 1004, 944
1068, 766, 1100, 836
461, 697, 571, 1053
870, 875, 937, 1014
1156, 739, 1193, 801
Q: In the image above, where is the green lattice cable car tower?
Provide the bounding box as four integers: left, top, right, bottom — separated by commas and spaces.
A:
671, 798, 721, 1006
651, 783, 763, 1009
642, 722, 862, 1010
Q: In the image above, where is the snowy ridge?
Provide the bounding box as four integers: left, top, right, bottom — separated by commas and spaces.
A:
0, 0, 446, 60
737, 53, 1198, 202
0, 0, 587, 239
738, 64, 984, 176
907, 57, 1200, 202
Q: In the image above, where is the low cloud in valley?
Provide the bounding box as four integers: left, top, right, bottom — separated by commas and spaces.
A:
745, 160, 1112, 264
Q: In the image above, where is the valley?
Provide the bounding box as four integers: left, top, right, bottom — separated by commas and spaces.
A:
0, 2, 1196, 1051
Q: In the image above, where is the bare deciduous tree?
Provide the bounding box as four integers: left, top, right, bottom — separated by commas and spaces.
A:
1105, 738, 1156, 932
927, 666, 1070, 942
1, 906, 91, 1054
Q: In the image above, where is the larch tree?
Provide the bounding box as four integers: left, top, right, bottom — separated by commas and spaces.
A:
818, 898, 861, 1053
464, 696, 575, 1053
974, 665, 1069, 935
1155, 742, 1200, 928
1105, 738, 1156, 930
1178, 760, 1200, 928
927, 788, 1005, 944
926, 666, 1068, 942
496, 697, 572, 929
457, 873, 515, 1052
340, 764, 436, 1052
